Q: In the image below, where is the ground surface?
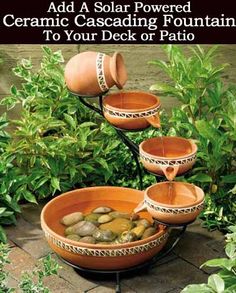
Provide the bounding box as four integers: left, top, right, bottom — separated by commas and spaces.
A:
5, 202, 225, 293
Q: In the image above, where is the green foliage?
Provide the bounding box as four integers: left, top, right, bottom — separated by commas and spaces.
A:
19, 255, 60, 293
0, 243, 60, 292
0, 47, 126, 204
150, 45, 236, 231
182, 226, 236, 293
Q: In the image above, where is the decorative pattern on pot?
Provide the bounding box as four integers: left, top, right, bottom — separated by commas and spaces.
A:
44, 230, 169, 257
144, 199, 204, 215
103, 91, 161, 130
96, 53, 109, 92
65, 51, 127, 96
139, 136, 198, 180
134, 182, 205, 224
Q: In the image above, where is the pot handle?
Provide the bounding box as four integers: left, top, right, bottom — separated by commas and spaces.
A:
133, 200, 147, 213
145, 113, 161, 128
159, 165, 180, 181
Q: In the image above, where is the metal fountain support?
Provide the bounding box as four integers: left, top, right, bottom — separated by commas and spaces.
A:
61, 92, 195, 293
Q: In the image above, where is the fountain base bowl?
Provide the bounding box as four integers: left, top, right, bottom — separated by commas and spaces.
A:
41, 186, 169, 270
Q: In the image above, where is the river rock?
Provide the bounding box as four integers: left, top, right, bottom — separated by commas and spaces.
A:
76, 221, 98, 237
92, 206, 113, 214
65, 221, 87, 235
118, 231, 137, 243
79, 236, 96, 244
60, 212, 84, 226
141, 227, 157, 239
66, 234, 81, 241
131, 225, 146, 238
100, 218, 133, 234
136, 218, 152, 228
98, 214, 113, 224
93, 229, 116, 242
85, 213, 100, 224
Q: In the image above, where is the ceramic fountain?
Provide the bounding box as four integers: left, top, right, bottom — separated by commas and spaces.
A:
41, 50, 205, 279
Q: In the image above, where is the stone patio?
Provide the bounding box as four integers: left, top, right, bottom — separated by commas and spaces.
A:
5, 201, 225, 293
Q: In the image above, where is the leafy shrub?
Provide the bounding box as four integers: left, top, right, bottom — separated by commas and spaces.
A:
182, 226, 236, 293
0, 243, 60, 292
150, 45, 236, 231
0, 47, 127, 201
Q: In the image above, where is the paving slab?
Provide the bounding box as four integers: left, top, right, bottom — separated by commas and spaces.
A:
4, 246, 37, 280
173, 228, 225, 274
6, 217, 52, 259
87, 284, 136, 293
52, 253, 99, 292
123, 257, 208, 293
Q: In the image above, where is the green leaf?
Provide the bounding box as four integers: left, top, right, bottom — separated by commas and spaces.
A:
202, 258, 235, 271
10, 85, 17, 96
63, 113, 76, 130
51, 177, 60, 191
189, 173, 212, 183
224, 284, 236, 293
225, 243, 236, 259
79, 122, 97, 128
208, 274, 224, 293
221, 175, 236, 184
0, 225, 7, 243
181, 284, 213, 293
195, 120, 221, 142
23, 191, 37, 204
150, 83, 177, 94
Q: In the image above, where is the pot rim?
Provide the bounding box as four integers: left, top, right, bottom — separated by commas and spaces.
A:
144, 181, 205, 209
139, 136, 197, 160
41, 186, 168, 251
103, 91, 161, 113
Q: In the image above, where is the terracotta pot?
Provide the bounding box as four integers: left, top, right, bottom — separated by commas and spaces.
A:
64, 51, 127, 96
134, 182, 204, 224
139, 136, 197, 180
41, 186, 169, 270
103, 91, 161, 130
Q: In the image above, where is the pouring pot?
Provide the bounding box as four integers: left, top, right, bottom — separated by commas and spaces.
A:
103, 91, 161, 130
139, 136, 197, 180
65, 51, 128, 96
134, 182, 205, 224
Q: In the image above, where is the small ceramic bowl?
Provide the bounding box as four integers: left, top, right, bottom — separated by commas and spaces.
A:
139, 136, 197, 180
41, 186, 169, 270
103, 91, 161, 130
134, 182, 204, 224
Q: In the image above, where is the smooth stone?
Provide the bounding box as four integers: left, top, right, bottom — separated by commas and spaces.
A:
137, 219, 152, 228
65, 221, 86, 235
92, 206, 113, 214
119, 231, 137, 243
93, 229, 116, 242
79, 236, 96, 244
130, 213, 140, 221
66, 234, 81, 241
131, 225, 146, 238
76, 221, 98, 237
100, 218, 133, 234
85, 213, 100, 223
141, 227, 157, 239
109, 211, 131, 219
98, 214, 113, 224
60, 212, 84, 226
